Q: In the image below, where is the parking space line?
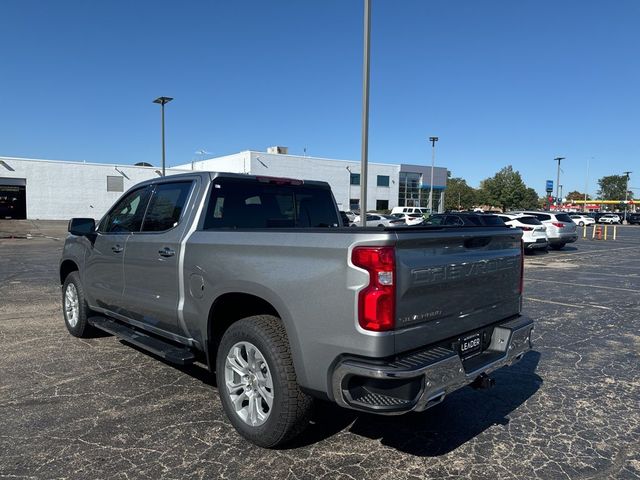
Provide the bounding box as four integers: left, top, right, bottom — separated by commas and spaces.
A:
525, 277, 639, 293
524, 297, 611, 310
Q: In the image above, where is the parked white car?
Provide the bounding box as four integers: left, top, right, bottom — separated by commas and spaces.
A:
352, 213, 406, 227
569, 214, 595, 226
390, 213, 425, 226
599, 214, 621, 224
497, 213, 548, 251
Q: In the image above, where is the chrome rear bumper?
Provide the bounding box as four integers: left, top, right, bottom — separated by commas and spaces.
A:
332, 315, 534, 414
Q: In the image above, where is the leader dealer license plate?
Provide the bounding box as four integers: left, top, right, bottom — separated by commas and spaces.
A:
459, 332, 482, 358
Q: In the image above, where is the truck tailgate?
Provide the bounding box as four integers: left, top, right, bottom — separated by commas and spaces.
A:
393, 227, 522, 353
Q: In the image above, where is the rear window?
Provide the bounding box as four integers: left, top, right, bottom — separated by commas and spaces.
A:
518, 216, 542, 226
203, 179, 339, 229
555, 214, 573, 222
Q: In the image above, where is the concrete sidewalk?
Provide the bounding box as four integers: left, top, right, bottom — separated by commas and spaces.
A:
0, 220, 68, 239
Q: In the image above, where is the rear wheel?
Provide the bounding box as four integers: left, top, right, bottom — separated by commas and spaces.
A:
216, 315, 313, 448
578, 221, 585, 226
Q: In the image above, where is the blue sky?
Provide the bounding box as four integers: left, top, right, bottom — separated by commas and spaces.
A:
1, 0, 638, 196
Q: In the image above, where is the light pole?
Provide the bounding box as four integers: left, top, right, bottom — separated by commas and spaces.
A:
623, 171, 632, 222
153, 96, 173, 176
554, 156, 565, 208
428, 136, 439, 212
359, 0, 371, 227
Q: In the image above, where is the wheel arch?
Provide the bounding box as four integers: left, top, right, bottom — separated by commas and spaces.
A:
205, 291, 308, 387
60, 259, 79, 284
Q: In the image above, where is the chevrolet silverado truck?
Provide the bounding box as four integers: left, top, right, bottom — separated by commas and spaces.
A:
60, 172, 534, 447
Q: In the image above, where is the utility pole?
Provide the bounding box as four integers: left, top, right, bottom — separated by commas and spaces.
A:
554, 157, 565, 208
428, 136, 439, 212
359, 0, 371, 227
623, 171, 632, 222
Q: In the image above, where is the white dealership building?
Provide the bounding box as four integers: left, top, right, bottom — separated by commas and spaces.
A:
0, 147, 447, 220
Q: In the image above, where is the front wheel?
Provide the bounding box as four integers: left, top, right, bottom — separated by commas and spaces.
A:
216, 315, 313, 448
62, 272, 95, 338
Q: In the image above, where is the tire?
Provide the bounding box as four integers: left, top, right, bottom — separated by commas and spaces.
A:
216, 315, 313, 448
550, 243, 565, 250
62, 272, 95, 338
578, 222, 584, 227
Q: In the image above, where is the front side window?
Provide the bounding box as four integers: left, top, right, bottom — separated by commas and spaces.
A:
141, 182, 193, 232
99, 186, 152, 233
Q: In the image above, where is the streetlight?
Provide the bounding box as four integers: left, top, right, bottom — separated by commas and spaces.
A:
153, 96, 173, 176
428, 136, 439, 213
554, 157, 565, 207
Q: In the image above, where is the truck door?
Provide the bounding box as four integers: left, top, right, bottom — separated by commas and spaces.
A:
84, 186, 152, 314
121, 180, 196, 335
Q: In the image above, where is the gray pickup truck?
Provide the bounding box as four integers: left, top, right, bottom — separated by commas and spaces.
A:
60, 172, 534, 447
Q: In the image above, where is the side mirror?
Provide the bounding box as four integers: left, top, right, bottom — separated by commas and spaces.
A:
68, 218, 96, 236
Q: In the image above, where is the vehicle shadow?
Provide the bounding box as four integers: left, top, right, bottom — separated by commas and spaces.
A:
124, 341, 542, 456
288, 350, 542, 455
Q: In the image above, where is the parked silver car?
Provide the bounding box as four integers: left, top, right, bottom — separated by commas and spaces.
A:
519, 211, 578, 250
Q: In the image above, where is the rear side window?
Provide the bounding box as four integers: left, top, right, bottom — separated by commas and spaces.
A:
555, 214, 573, 222
142, 182, 193, 232
532, 213, 551, 221
518, 216, 542, 226
203, 180, 339, 229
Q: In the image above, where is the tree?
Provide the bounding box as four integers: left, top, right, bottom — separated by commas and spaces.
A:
597, 175, 633, 201
566, 191, 590, 201
478, 166, 539, 211
444, 177, 477, 210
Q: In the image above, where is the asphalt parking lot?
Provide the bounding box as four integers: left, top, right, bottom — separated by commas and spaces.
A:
1, 223, 638, 479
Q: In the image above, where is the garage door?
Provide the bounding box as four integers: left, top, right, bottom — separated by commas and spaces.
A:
0, 178, 26, 219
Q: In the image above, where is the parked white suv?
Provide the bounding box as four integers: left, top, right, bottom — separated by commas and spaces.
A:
497, 214, 548, 251
599, 214, 621, 224
518, 211, 578, 250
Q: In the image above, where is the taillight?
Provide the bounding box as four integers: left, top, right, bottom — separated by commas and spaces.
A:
351, 246, 396, 331
552, 222, 564, 228
519, 240, 524, 295
521, 226, 533, 231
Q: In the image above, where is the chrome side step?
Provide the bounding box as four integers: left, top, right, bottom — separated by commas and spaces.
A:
88, 316, 196, 366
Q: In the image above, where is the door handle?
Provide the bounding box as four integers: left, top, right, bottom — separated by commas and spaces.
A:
111, 244, 124, 253
158, 247, 175, 258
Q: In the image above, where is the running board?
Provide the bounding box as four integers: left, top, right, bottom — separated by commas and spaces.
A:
88, 316, 196, 365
